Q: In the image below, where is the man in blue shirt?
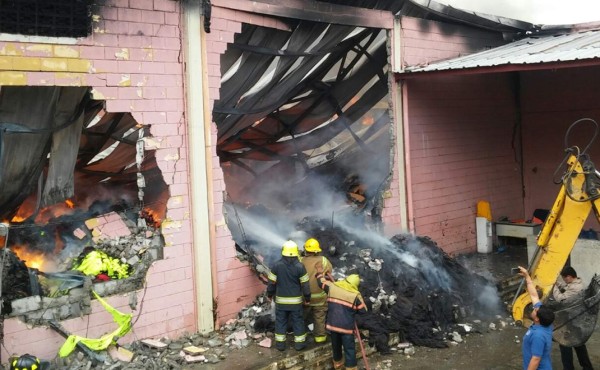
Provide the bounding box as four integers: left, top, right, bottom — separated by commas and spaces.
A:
518, 266, 555, 370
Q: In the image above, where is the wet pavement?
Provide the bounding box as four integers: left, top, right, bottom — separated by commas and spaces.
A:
188, 322, 600, 369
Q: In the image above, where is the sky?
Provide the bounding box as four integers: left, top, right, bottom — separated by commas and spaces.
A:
438, 0, 600, 25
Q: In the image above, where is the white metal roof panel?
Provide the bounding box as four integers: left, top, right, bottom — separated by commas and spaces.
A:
401, 29, 600, 74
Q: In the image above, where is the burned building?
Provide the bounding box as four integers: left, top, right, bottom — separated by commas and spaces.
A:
3, 0, 598, 365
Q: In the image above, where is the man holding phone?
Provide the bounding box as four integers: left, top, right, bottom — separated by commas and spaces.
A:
518, 266, 555, 370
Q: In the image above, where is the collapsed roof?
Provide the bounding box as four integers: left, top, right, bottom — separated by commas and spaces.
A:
0, 86, 167, 223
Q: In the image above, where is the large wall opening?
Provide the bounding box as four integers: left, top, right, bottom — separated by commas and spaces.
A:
213, 21, 393, 265
0, 86, 167, 322
210, 16, 504, 348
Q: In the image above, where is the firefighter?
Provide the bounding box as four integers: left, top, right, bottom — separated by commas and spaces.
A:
9, 354, 50, 370
267, 240, 311, 351
301, 237, 332, 344
315, 264, 367, 370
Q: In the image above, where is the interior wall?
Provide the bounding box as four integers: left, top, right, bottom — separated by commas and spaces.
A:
521, 66, 600, 230
405, 73, 523, 254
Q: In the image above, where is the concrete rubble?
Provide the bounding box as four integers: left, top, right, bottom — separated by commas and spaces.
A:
48, 291, 518, 369
8, 230, 162, 324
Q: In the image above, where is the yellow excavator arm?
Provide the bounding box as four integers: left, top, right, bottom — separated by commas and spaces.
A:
512, 146, 600, 324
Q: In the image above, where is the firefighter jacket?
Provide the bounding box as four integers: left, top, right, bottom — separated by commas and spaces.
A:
316, 273, 367, 334
301, 255, 332, 306
267, 256, 310, 310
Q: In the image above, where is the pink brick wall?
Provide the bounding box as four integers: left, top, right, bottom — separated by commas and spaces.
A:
1, 0, 194, 361
521, 66, 600, 230
400, 16, 506, 68
405, 73, 523, 254
399, 17, 519, 254
207, 6, 280, 324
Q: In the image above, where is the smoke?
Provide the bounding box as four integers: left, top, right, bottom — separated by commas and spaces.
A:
219, 87, 503, 324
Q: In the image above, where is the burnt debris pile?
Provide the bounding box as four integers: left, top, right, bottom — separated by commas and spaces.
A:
0, 248, 32, 313
228, 208, 503, 351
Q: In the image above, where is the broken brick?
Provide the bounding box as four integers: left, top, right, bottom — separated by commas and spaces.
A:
183, 346, 208, 355
141, 339, 168, 349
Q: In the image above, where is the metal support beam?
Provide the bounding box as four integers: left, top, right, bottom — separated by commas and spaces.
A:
212, 0, 394, 29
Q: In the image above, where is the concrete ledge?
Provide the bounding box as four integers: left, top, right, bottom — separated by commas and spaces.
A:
258, 333, 399, 370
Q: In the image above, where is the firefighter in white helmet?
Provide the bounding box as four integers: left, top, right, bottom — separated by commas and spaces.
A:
301, 237, 333, 344
267, 240, 311, 351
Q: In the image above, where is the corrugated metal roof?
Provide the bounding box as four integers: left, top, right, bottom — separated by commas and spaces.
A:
400, 29, 600, 74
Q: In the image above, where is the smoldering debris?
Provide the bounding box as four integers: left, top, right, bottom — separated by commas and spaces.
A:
228, 208, 504, 352
50, 271, 511, 370
0, 248, 32, 313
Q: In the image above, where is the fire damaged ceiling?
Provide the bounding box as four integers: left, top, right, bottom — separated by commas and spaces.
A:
213, 0, 536, 220
215, 22, 392, 218
0, 86, 168, 317
0, 86, 166, 223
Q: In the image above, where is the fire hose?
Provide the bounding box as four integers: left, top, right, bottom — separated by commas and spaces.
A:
354, 322, 371, 370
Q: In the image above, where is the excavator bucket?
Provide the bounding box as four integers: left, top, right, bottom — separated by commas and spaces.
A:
550, 274, 600, 347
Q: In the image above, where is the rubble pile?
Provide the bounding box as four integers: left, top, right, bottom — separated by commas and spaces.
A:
86, 230, 163, 282
229, 211, 505, 353
50, 229, 515, 370
5, 230, 163, 322
0, 248, 31, 313
53, 310, 518, 369
54, 325, 265, 369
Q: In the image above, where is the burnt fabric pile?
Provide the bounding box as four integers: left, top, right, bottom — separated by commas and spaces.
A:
232, 213, 503, 351
0, 248, 33, 314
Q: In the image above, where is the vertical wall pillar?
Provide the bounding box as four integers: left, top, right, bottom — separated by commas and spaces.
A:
391, 17, 411, 232
182, 0, 215, 333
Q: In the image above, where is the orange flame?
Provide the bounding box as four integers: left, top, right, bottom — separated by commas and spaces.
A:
142, 208, 162, 228
11, 215, 26, 222
65, 199, 75, 208
10, 245, 47, 270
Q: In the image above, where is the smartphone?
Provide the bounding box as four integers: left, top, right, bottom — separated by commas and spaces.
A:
511, 267, 520, 274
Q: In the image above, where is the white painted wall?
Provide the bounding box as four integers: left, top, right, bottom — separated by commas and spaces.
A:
527, 236, 600, 287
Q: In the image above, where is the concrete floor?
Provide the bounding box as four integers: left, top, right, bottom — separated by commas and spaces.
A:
192, 244, 600, 369
190, 323, 600, 369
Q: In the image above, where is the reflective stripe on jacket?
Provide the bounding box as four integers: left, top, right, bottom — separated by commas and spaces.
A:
316, 273, 367, 334
267, 257, 310, 309
302, 255, 332, 305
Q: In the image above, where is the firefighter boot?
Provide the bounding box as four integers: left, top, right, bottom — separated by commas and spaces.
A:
294, 342, 306, 351
332, 359, 344, 369
345, 367, 358, 370
275, 341, 286, 351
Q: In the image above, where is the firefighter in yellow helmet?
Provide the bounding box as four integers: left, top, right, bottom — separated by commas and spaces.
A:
9, 354, 50, 370
301, 237, 333, 344
266, 240, 311, 351
315, 264, 367, 370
